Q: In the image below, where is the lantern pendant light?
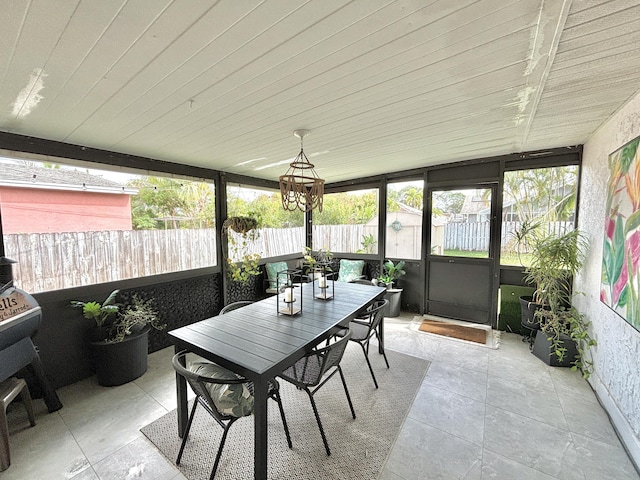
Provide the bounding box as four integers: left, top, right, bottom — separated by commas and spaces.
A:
279, 129, 324, 212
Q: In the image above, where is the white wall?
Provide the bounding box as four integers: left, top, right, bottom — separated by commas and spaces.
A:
576, 90, 640, 465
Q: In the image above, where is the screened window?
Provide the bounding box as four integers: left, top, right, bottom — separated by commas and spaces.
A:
312, 189, 379, 254
387, 180, 423, 259
226, 184, 304, 260
0, 158, 217, 293
501, 166, 579, 266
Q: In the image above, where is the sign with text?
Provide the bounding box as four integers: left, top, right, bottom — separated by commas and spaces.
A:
0, 288, 35, 322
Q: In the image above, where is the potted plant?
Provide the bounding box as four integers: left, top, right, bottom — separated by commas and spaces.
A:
376, 260, 406, 289
375, 260, 406, 317
302, 246, 333, 278
223, 216, 262, 284
520, 229, 596, 376
71, 290, 166, 386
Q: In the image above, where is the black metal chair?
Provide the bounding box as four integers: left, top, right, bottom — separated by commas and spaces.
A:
336, 299, 389, 388
172, 351, 292, 479
219, 301, 253, 315
278, 330, 355, 456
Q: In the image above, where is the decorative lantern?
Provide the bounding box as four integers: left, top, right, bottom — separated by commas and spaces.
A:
312, 262, 334, 300
279, 130, 324, 212
276, 268, 303, 315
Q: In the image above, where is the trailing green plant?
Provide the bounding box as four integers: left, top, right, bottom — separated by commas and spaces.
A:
223, 215, 263, 284
226, 252, 261, 283
522, 229, 596, 376
71, 290, 165, 343
535, 304, 596, 378
222, 216, 259, 234
378, 260, 406, 287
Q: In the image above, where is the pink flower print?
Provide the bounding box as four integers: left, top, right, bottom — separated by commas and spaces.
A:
606, 217, 616, 240
628, 231, 640, 275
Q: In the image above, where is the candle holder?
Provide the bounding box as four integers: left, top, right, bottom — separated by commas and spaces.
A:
312, 261, 335, 300
276, 268, 302, 315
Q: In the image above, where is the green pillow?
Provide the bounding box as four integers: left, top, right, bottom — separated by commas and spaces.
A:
337, 259, 365, 282
265, 261, 288, 289
189, 361, 254, 417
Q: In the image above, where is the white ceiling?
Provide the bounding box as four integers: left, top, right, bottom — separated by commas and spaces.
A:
1, 0, 639, 184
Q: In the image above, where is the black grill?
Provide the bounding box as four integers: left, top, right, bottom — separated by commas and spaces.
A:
0, 257, 62, 412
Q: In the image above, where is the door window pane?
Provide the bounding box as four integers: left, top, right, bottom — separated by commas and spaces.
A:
312, 189, 379, 254
387, 180, 423, 259
431, 188, 491, 258
501, 166, 578, 266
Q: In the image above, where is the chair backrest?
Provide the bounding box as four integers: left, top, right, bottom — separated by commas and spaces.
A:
281, 330, 351, 387
351, 279, 373, 285
360, 299, 388, 336
314, 329, 352, 383
220, 300, 254, 314
171, 351, 253, 420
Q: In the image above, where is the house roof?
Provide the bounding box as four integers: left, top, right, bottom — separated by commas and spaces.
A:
459, 192, 491, 216
1, 1, 639, 183
0, 163, 135, 194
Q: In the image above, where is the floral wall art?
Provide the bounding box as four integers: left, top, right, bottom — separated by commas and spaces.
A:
601, 135, 640, 331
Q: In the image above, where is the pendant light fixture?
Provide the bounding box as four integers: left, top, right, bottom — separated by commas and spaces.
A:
279, 129, 324, 212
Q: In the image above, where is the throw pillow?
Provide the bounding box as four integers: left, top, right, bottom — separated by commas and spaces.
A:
189, 361, 254, 417
337, 259, 365, 282
265, 261, 288, 289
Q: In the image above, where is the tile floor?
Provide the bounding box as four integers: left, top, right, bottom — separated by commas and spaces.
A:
4, 314, 639, 480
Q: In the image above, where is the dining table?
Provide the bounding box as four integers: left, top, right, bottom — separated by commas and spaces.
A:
168, 279, 386, 480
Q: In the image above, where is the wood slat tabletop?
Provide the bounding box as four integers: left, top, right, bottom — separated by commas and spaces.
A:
168, 281, 386, 380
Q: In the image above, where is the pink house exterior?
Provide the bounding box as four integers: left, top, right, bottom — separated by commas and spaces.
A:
0, 164, 135, 234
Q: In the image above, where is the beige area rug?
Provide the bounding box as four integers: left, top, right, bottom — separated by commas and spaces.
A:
141, 347, 430, 480
413, 315, 501, 349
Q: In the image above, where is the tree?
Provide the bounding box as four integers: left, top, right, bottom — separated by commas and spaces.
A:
179, 181, 216, 228
432, 191, 465, 216
503, 166, 578, 225
227, 190, 303, 228
128, 177, 215, 230
400, 186, 423, 210
314, 191, 378, 225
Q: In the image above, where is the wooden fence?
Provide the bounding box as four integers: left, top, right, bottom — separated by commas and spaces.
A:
4, 221, 574, 293
500, 221, 574, 250
5, 229, 219, 293
444, 222, 490, 252
313, 225, 367, 252
443, 220, 574, 252
5, 225, 369, 293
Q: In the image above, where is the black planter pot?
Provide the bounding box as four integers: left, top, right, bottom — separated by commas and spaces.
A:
519, 295, 542, 330
532, 329, 579, 367
90, 328, 149, 387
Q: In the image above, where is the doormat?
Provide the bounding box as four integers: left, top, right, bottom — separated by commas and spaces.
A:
418, 319, 487, 344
